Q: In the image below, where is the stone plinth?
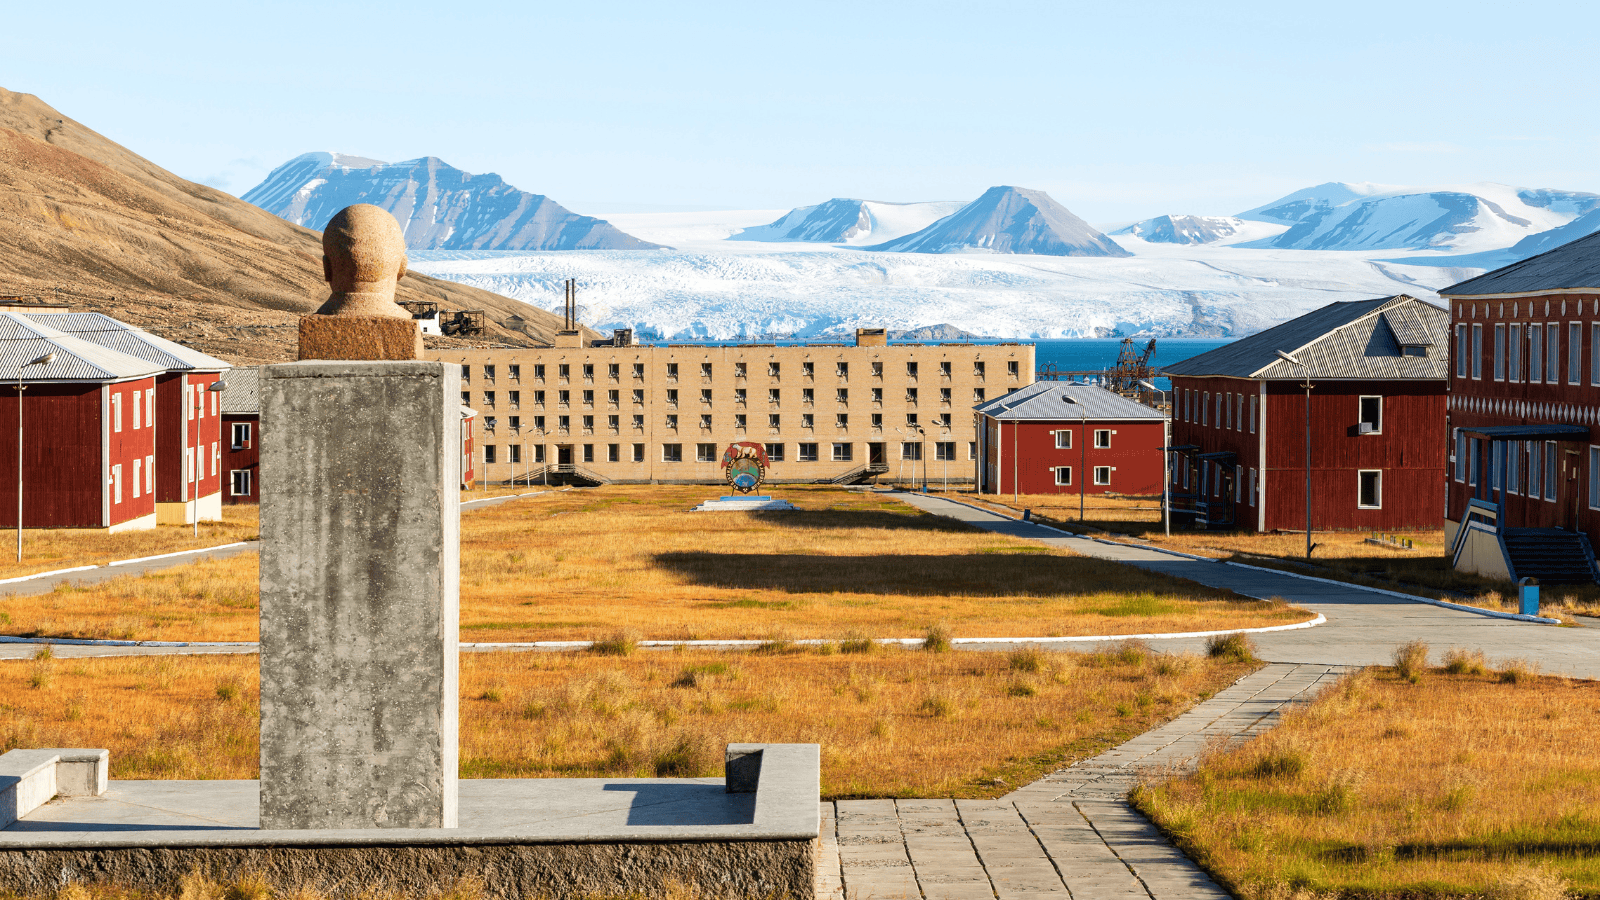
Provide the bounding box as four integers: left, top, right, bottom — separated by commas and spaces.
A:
298, 315, 424, 361
258, 361, 460, 829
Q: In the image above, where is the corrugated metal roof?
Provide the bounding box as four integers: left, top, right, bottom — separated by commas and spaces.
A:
1162, 295, 1449, 381
0, 313, 165, 381
220, 366, 260, 415
1441, 230, 1600, 297
974, 382, 1165, 421
28, 313, 231, 372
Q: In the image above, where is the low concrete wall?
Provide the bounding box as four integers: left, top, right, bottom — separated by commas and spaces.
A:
0, 749, 108, 829
1456, 524, 1513, 581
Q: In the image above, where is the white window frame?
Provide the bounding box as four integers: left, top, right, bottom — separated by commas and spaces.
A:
1545, 441, 1559, 500
132, 458, 141, 499
231, 469, 252, 498
1571, 321, 1583, 384
697, 443, 718, 463
112, 393, 123, 433
1530, 325, 1543, 382
1054, 430, 1072, 449
1455, 324, 1468, 378
1471, 324, 1483, 379
1094, 429, 1111, 448
132, 392, 140, 430
1055, 466, 1072, 486
211, 443, 218, 477
145, 388, 154, 427
1234, 465, 1243, 502
1358, 395, 1382, 434
1093, 466, 1112, 485
831, 442, 853, 462
662, 443, 683, 463
1248, 467, 1257, 507
1357, 469, 1382, 509
1547, 323, 1561, 384
111, 464, 122, 505
1493, 324, 1506, 381
1509, 323, 1522, 383
1590, 446, 1600, 511
145, 454, 154, 494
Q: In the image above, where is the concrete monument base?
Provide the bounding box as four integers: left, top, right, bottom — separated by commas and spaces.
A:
0, 745, 819, 900
298, 315, 424, 361
693, 496, 798, 512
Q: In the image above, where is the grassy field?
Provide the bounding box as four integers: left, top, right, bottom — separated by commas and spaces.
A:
0, 506, 258, 581
0, 485, 1308, 643
968, 491, 1600, 618
1133, 650, 1600, 899
0, 644, 1255, 800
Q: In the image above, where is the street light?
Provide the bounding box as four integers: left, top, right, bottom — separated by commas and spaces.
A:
1061, 394, 1087, 523
192, 380, 227, 538
1275, 349, 1314, 559
16, 351, 55, 562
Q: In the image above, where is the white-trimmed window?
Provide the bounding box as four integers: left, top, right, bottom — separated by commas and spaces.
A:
1571, 322, 1583, 384
1590, 446, 1600, 511
1055, 466, 1072, 486
1093, 466, 1112, 485
112, 394, 122, 433
697, 443, 718, 463
1530, 326, 1543, 382
832, 443, 853, 462
1202, 392, 1209, 426
1358, 470, 1382, 509
662, 443, 683, 462
132, 458, 141, 499
1248, 467, 1257, 507
1547, 323, 1561, 384
1509, 441, 1522, 495
1493, 324, 1506, 380
968, 442, 977, 460
1234, 465, 1243, 502
1545, 441, 1558, 500
231, 470, 252, 497
1358, 396, 1382, 434
132, 392, 140, 430
1509, 323, 1522, 382
1094, 429, 1111, 448
1592, 323, 1600, 386
901, 442, 922, 461
1249, 394, 1257, 433
1055, 430, 1072, 449
1455, 324, 1468, 378
1471, 324, 1483, 379
111, 464, 122, 504
934, 442, 955, 461
798, 443, 819, 462
231, 422, 252, 450
1529, 440, 1542, 498
145, 454, 154, 494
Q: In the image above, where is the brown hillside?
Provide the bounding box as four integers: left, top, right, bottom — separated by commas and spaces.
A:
0, 88, 591, 365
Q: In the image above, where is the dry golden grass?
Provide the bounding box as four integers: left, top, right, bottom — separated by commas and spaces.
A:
0, 485, 1307, 643
0, 506, 257, 581
1133, 660, 1600, 898
0, 645, 1253, 799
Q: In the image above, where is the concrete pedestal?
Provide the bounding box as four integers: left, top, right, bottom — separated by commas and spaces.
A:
258, 361, 460, 829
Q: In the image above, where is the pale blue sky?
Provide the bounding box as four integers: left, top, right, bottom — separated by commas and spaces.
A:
6, 0, 1597, 223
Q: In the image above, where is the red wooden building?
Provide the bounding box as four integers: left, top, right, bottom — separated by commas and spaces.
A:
221, 367, 259, 504
461, 406, 476, 489
32, 313, 231, 525
1164, 294, 1449, 532
1439, 230, 1600, 583
975, 383, 1166, 496
0, 312, 167, 531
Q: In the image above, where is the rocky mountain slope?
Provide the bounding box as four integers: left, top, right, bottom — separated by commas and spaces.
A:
245, 153, 664, 252
0, 89, 583, 363
1112, 214, 1250, 245
866, 186, 1130, 257
729, 198, 965, 244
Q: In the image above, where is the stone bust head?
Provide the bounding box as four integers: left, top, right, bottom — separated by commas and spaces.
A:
316, 204, 411, 318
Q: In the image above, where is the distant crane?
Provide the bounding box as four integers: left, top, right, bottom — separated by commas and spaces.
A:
1106, 338, 1157, 395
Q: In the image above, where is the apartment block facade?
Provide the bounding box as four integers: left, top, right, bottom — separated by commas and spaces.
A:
430, 330, 1035, 484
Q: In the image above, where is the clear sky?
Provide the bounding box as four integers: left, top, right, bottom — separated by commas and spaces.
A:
6, 0, 1598, 224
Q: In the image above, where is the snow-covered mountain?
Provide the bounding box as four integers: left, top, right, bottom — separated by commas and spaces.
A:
728, 198, 966, 244
1109, 214, 1290, 246
866, 186, 1129, 257
1234, 182, 1600, 253
241, 152, 664, 251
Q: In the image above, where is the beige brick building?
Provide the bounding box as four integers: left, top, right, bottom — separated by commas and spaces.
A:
430, 329, 1034, 485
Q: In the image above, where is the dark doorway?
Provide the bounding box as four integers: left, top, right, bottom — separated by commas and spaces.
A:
558, 445, 573, 466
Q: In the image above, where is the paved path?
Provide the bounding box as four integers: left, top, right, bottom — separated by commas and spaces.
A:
820, 664, 1351, 900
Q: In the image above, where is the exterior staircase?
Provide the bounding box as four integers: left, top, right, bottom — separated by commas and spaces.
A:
824, 463, 889, 485
1502, 528, 1600, 585
508, 463, 610, 487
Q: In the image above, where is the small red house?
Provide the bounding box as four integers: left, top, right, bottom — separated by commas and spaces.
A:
975, 383, 1166, 496
220, 367, 259, 504
33, 313, 231, 525
0, 312, 166, 531
1164, 294, 1449, 532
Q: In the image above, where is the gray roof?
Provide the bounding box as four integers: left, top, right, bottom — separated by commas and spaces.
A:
28, 313, 231, 372
1162, 294, 1449, 381
974, 382, 1165, 421
0, 313, 165, 382
220, 366, 260, 415
1441, 230, 1600, 297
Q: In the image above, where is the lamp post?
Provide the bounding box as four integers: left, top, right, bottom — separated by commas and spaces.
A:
1274, 350, 1314, 559
191, 380, 227, 538
16, 351, 56, 562
1061, 394, 1088, 522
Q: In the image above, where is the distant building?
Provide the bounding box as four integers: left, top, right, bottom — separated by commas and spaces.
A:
1438, 231, 1600, 583
220, 367, 259, 504
1164, 295, 1449, 532
461, 406, 476, 489
33, 313, 232, 524
975, 383, 1166, 496
430, 329, 1033, 485
0, 313, 166, 531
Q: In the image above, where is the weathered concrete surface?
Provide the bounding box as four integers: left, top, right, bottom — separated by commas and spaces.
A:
0, 841, 814, 900
259, 361, 460, 829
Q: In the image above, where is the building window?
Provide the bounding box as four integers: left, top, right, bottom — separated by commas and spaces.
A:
906, 413, 917, 426
1590, 447, 1600, 510
608, 363, 619, 380
1055, 430, 1071, 449
146, 454, 154, 494
798, 443, 818, 462
633, 363, 645, 379
968, 442, 977, 460
1529, 325, 1543, 382
666, 362, 678, 380
534, 445, 547, 463
802, 388, 815, 404
734, 389, 746, 404
802, 361, 814, 377
1493, 323, 1506, 380
559, 364, 570, 380
132, 458, 141, 498
1248, 468, 1257, 507
608, 444, 620, 463
1471, 324, 1483, 379
1093, 466, 1111, 485
871, 413, 882, 428
907, 361, 918, 378
801, 414, 814, 428
232, 422, 252, 450
765, 443, 785, 462
111, 464, 122, 504
665, 414, 677, 429
701, 363, 713, 379
662, 443, 683, 462
146, 388, 154, 427
1234, 465, 1243, 503
1545, 441, 1558, 500
836, 388, 848, 403
112, 394, 122, 432
1528, 439, 1540, 495
1054, 466, 1072, 486
460, 364, 471, 383
699, 414, 712, 429
1248, 394, 1257, 433
1358, 396, 1382, 434
534, 364, 546, 381
1547, 323, 1561, 384
1201, 392, 1208, 426
1509, 441, 1523, 495
906, 387, 918, 404
935, 441, 955, 461
836, 362, 849, 378
633, 389, 644, 405
1571, 322, 1583, 384
534, 415, 546, 431
1007, 361, 1019, 377
734, 414, 746, 429
582, 390, 594, 405
631, 414, 644, 428
835, 413, 848, 428
901, 442, 922, 461
1593, 323, 1600, 386
769, 414, 781, 429
632, 443, 644, 462
974, 361, 985, 378
509, 390, 521, 408
583, 415, 594, 431
974, 388, 985, 402
769, 388, 781, 403
734, 362, 747, 378
509, 445, 521, 464
1358, 470, 1382, 508
768, 362, 780, 377
1094, 429, 1111, 448
832, 443, 853, 461
509, 364, 520, 382
583, 444, 594, 463
558, 390, 571, 406
484, 416, 497, 434
697, 443, 717, 462
231, 470, 251, 497
484, 445, 497, 465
